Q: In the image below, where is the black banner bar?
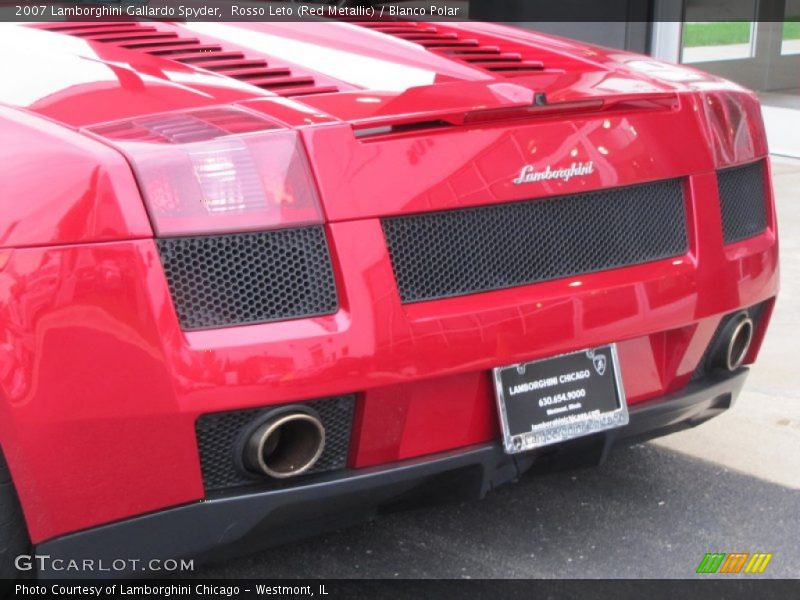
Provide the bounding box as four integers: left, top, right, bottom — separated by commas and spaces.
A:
1, 0, 798, 23
4, 580, 800, 600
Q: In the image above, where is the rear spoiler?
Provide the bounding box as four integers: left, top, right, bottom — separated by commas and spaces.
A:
348, 81, 679, 139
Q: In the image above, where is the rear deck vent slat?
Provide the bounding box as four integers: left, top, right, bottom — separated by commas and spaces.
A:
219, 67, 293, 78
121, 40, 201, 50
272, 85, 339, 97
459, 53, 523, 62
40, 23, 137, 33
375, 26, 439, 34
83, 30, 165, 41
187, 59, 267, 70
169, 51, 246, 63
440, 46, 502, 55
249, 76, 316, 88
148, 45, 224, 56
71, 27, 148, 37
394, 33, 460, 41
419, 40, 481, 48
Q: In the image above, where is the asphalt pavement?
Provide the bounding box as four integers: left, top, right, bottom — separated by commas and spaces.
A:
192, 157, 800, 579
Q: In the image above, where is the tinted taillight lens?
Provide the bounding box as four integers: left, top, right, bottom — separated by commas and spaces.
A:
87, 107, 323, 236
698, 90, 768, 168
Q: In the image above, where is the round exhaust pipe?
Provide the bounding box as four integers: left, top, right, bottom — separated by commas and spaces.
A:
243, 411, 325, 479
714, 312, 754, 372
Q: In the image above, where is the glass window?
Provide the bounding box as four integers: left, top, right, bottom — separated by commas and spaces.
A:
781, 0, 800, 55
681, 0, 758, 63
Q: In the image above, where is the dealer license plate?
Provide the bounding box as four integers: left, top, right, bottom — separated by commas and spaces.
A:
493, 345, 628, 454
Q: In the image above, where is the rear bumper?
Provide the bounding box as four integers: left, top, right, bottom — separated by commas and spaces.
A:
36, 369, 748, 579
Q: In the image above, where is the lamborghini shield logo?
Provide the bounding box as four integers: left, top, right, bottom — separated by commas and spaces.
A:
592, 353, 607, 376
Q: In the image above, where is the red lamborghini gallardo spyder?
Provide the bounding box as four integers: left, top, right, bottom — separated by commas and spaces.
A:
0, 19, 778, 577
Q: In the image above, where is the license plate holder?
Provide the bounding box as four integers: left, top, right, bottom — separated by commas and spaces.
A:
493, 345, 628, 454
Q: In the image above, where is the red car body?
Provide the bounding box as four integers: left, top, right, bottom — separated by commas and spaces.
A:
0, 20, 778, 571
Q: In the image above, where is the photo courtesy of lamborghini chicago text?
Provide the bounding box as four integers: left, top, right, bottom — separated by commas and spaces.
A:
0, 0, 797, 597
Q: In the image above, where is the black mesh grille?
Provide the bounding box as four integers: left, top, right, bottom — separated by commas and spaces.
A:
382, 180, 688, 303
195, 395, 355, 492
157, 227, 338, 330
717, 161, 767, 244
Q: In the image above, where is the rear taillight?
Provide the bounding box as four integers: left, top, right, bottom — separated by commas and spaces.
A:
87, 107, 323, 236
697, 90, 768, 169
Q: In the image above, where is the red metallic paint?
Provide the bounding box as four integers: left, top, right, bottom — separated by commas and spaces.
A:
0, 22, 779, 543
0, 106, 152, 249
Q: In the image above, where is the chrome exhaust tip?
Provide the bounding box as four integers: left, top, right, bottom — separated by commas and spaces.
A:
716, 313, 754, 372
243, 412, 325, 479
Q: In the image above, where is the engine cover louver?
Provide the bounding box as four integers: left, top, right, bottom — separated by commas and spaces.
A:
355, 21, 545, 76
37, 22, 338, 97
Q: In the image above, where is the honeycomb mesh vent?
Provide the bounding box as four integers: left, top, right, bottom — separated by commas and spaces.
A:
716, 161, 768, 244
382, 179, 688, 303
195, 395, 355, 492
157, 227, 338, 330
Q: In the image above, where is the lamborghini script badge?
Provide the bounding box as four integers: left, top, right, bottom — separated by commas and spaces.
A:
513, 161, 595, 185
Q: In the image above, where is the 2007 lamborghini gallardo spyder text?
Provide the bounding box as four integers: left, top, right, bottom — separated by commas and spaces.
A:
0, 19, 779, 577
